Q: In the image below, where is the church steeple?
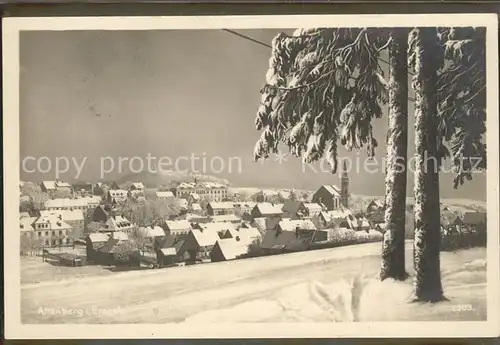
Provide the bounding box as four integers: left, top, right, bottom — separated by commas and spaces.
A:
341, 160, 349, 208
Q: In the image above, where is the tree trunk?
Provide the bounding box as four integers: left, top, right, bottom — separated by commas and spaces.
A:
410, 27, 445, 302
380, 28, 409, 281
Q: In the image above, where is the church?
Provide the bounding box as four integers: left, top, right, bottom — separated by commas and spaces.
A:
312, 161, 349, 211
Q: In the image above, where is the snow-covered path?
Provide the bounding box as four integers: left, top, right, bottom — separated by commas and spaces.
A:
22, 242, 486, 323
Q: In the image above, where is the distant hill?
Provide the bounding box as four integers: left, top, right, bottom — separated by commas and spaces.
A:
115, 170, 231, 189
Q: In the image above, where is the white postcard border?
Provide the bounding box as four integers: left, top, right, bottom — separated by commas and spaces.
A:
3, 14, 499, 339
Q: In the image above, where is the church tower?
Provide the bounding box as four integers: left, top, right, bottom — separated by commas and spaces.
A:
341, 160, 349, 208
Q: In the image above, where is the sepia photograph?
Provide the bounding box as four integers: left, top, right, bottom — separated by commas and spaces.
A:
3, 14, 499, 338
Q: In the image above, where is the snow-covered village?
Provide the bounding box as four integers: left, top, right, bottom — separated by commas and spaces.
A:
11, 19, 493, 328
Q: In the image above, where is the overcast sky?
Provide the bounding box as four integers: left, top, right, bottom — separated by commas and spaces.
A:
19, 29, 486, 200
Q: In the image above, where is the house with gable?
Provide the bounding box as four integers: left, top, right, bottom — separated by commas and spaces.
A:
206, 202, 235, 216
182, 228, 222, 261
85, 232, 111, 262
163, 219, 192, 237
32, 214, 74, 247
100, 215, 134, 233
251, 203, 283, 219
366, 199, 385, 214
106, 189, 128, 204
282, 200, 323, 219
156, 190, 175, 201
129, 182, 145, 192
312, 185, 343, 211
210, 237, 254, 262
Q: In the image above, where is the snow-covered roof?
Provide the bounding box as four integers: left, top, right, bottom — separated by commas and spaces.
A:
108, 189, 128, 196
33, 214, 73, 229
140, 226, 165, 237
236, 226, 261, 241
45, 198, 89, 209
214, 238, 250, 260
234, 202, 257, 209
131, 182, 145, 189
160, 247, 177, 256
156, 191, 174, 198
191, 229, 222, 247
190, 203, 202, 211
208, 202, 235, 210
320, 185, 341, 197
209, 214, 241, 223
105, 215, 134, 231
186, 214, 209, 222
253, 202, 283, 215
303, 203, 323, 212
178, 181, 227, 189
80, 196, 102, 204
41, 181, 57, 190
277, 219, 317, 231
111, 231, 129, 241
88, 232, 110, 243
177, 199, 188, 208
197, 222, 239, 233
189, 193, 201, 200
40, 209, 84, 222
165, 220, 191, 231
320, 209, 352, 221
55, 181, 71, 188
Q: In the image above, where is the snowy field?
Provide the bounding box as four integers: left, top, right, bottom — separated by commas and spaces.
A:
21, 241, 486, 323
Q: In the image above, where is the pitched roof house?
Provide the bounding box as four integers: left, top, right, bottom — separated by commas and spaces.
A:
210, 237, 253, 262
41, 181, 57, 192
130, 182, 145, 191
251, 216, 281, 233
234, 202, 257, 215
251, 203, 283, 218
282, 201, 323, 219
139, 225, 166, 238
187, 193, 201, 204
20, 216, 36, 235
177, 198, 189, 210
156, 191, 175, 200
107, 189, 128, 204
45, 198, 90, 211
163, 220, 191, 236
182, 228, 222, 260
275, 218, 317, 232
206, 202, 235, 216
101, 215, 134, 232
312, 185, 343, 211
366, 199, 384, 214
209, 214, 241, 224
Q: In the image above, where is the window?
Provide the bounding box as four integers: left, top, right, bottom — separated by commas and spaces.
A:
59, 230, 63, 236
37, 232, 41, 237
45, 231, 49, 236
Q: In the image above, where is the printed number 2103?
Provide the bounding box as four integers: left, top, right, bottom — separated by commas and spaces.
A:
452, 304, 474, 312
